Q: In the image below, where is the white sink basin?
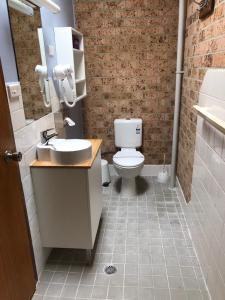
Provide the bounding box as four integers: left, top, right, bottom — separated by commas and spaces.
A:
37, 139, 92, 165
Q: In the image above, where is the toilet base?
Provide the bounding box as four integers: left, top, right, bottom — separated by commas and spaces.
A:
121, 177, 136, 197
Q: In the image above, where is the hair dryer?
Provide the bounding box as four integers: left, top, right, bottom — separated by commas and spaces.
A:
53, 64, 77, 108
35, 65, 51, 107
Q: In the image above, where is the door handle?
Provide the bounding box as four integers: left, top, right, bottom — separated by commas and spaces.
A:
4, 150, 22, 162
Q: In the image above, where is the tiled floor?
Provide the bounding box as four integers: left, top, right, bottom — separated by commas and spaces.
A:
32, 176, 210, 300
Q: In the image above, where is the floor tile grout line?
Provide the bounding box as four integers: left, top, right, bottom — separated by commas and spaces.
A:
97, 189, 110, 300
119, 183, 126, 300
180, 210, 203, 296
42, 262, 58, 299
57, 263, 72, 299
121, 192, 127, 300
151, 192, 156, 300
101, 183, 114, 300
74, 264, 85, 299
172, 214, 187, 299
175, 185, 210, 300
160, 186, 172, 300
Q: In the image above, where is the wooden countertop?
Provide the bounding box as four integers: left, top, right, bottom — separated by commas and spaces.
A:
30, 139, 102, 169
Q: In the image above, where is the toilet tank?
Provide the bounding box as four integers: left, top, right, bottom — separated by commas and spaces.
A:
114, 119, 142, 148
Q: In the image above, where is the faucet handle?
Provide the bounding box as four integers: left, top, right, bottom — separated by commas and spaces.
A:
41, 127, 54, 137
40, 128, 57, 144
42, 127, 55, 133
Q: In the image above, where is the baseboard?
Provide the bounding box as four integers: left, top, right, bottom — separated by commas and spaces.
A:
109, 164, 171, 177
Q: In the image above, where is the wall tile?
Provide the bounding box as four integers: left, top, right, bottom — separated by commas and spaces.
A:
214, 128, 224, 156
222, 137, 225, 161
11, 108, 26, 131
22, 174, 34, 203
187, 68, 225, 299
7, 81, 54, 277
26, 195, 37, 223
200, 68, 225, 101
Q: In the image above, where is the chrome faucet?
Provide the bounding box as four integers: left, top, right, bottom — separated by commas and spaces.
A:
41, 128, 58, 144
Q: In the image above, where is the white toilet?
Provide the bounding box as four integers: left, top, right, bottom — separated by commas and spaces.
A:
113, 119, 145, 197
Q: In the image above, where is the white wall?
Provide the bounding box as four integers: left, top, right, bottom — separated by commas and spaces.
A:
182, 69, 225, 300
7, 82, 57, 276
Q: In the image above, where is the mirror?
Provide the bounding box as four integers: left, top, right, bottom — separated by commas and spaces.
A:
8, 3, 51, 120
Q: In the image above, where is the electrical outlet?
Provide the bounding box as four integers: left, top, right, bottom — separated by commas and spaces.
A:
7, 83, 21, 99
48, 45, 55, 56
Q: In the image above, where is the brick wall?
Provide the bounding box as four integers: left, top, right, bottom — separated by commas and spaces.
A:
75, 0, 178, 164
177, 0, 225, 201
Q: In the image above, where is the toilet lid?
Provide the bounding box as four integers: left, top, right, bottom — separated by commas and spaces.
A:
113, 149, 144, 167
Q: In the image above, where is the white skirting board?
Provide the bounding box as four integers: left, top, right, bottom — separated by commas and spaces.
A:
109, 164, 171, 177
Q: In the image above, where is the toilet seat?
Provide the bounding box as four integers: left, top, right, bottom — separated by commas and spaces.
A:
113, 149, 144, 168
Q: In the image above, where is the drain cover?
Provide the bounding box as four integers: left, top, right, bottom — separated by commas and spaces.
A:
104, 265, 117, 275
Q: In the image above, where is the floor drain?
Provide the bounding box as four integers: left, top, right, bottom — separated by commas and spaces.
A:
104, 265, 117, 275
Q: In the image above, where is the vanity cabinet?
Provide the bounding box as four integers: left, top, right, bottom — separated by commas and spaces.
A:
31, 140, 102, 250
